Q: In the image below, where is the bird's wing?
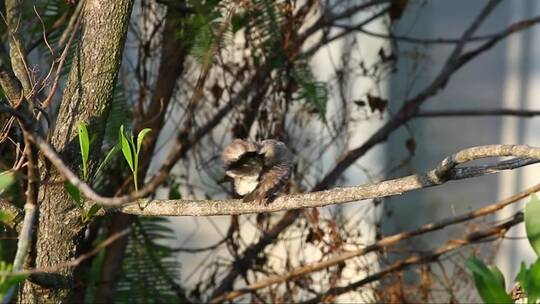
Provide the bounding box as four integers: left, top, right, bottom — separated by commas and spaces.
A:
225, 152, 263, 176
243, 162, 291, 204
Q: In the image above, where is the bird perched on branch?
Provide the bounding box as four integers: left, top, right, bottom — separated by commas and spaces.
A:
222, 139, 292, 205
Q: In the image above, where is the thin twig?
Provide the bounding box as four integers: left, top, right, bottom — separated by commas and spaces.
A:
172, 236, 229, 253
302, 7, 390, 57
1, 126, 40, 303
0, 228, 130, 277
54, 0, 85, 54
300, 0, 392, 39
40, 2, 84, 109
1, 203, 35, 304
415, 108, 540, 118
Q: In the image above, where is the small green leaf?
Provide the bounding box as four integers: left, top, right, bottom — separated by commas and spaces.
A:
168, 187, 181, 200
167, 178, 181, 199
136, 128, 152, 155
95, 144, 120, 176
119, 125, 134, 172
528, 258, 540, 303
64, 182, 82, 208
516, 261, 529, 292
466, 257, 513, 303
0, 171, 15, 194
488, 265, 506, 290
0, 261, 27, 299
78, 122, 90, 180
0, 210, 15, 227
84, 204, 102, 222
525, 194, 540, 256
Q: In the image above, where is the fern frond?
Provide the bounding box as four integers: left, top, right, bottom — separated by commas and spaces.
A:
186, 0, 235, 68
114, 217, 186, 303
246, 0, 285, 56
292, 63, 329, 121
103, 83, 130, 147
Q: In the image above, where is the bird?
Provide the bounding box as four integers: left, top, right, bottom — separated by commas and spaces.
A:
222, 139, 262, 197
222, 139, 292, 205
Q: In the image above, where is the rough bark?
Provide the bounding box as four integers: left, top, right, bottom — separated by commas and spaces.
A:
21, 0, 134, 302
94, 6, 189, 302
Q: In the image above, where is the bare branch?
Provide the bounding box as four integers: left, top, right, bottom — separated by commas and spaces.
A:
416, 108, 540, 118
121, 144, 540, 215
302, 7, 390, 57
10, 203, 36, 275
0, 228, 130, 278
300, 212, 523, 304
213, 182, 540, 302
314, 0, 515, 190
300, 0, 392, 39
4, 105, 540, 216
40, 4, 84, 109
4, 103, 540, 216
54, 0, 85, 54
1, 203, 36, 303
352, 27, 519, 45
2, 122, 41, 303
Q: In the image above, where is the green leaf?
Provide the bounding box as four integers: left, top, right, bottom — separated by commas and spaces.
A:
488, 265, 506, 291
119, 125, 134, 172
525, 194, 540, 256
168, 188, 181, 200
0, 210, 15, 227
466, 257, 513, 303
167, 178, 182, 199
136, 128, 152, 155
64, 182, 82, 208
516, 261, 529, 292
0, 264, 28, 300
78, 122, 90, 180
95, 144, 120, 176
84, 204, 102, 222
528, 258, 540, 303
0, 171, 15, 194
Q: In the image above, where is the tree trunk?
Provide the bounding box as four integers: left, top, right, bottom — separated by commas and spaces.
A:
21, 0, 134, 302
95, 6, 189, 301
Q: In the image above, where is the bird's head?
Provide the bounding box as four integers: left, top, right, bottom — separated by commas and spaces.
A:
258, 139, 292, 166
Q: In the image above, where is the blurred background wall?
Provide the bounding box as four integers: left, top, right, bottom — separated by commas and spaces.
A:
384, 0, 539, 286
141, 0, 540, 300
